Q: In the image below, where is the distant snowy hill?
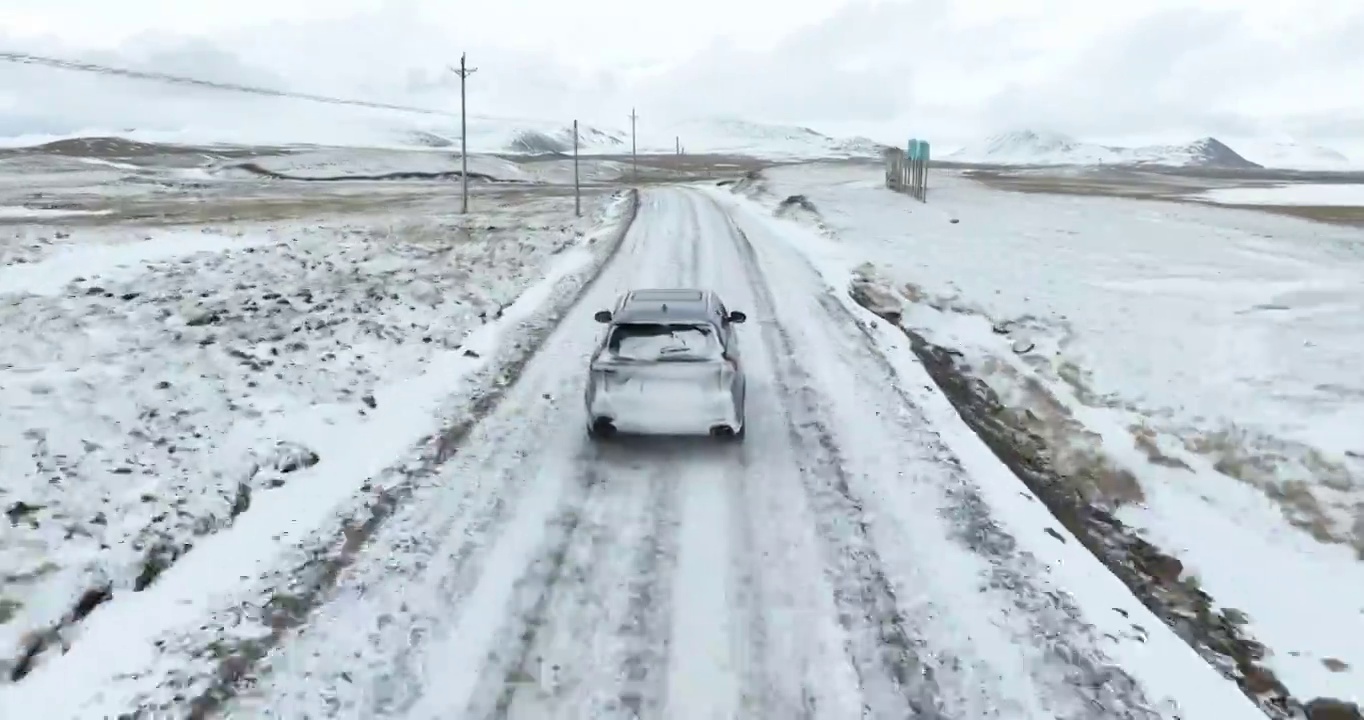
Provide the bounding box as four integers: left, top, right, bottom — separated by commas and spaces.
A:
633, 117, 890, 159
950, 130, 1263, 169
0, 111, 628, 156
1218, 137, 1354, 170
0, 103, 884, 160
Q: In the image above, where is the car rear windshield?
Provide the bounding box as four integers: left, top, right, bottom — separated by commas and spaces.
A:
608, 323, 722, 361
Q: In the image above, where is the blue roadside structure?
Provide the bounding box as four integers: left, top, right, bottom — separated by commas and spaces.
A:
885, 138, 931, 202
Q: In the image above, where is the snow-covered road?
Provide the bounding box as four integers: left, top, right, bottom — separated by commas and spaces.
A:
5, 186, 1262, 718
220, 187, 1260, 720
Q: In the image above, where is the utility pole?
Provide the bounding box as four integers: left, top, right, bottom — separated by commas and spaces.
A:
628, 107, 638, 183
573, 119, 581, 217
675, 136, 680, 155
451, 53, 478, 214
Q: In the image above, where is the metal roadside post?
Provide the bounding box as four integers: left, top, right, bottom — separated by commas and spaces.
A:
573, 119, 581, 217
915, 139, 923, 201
906, 137, 917, 192
907, 139, 922, 200
907, 139, 916, 199
921, 141, 930, 201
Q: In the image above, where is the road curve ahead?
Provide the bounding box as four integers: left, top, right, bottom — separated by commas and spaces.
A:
226, 187, 1177, 720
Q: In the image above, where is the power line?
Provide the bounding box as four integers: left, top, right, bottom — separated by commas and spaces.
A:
0, 50, 620, 130
629, 107, 638, 182
0, 50, 458, 117
573, 119, 581, 217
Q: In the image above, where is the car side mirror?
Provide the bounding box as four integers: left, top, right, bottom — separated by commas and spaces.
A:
727, 311, 747, 324
594, 310, 613, 323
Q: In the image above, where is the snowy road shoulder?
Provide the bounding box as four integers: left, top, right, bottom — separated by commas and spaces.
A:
0, 189, 638, 716
703, 184, 1265, 720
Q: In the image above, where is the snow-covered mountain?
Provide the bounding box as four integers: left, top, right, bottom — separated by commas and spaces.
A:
950, 130, 1263, 169
1218, 137, 1354, 170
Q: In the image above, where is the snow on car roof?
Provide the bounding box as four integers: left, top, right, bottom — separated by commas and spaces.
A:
627, 288, 705, 302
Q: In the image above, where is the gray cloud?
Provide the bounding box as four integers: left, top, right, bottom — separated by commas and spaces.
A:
0, 0, 1360, 146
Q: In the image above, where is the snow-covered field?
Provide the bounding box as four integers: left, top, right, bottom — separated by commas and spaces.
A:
1196, 184, 1364, 207
0, 188, 635, 687
730, 162, 1364, 710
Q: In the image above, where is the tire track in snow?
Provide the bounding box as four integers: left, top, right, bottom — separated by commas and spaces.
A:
632, 189, 699, 289
470, 456, 620, 719
660, 445, 748, 720
391, 449, 608, 720
679, 192, 791, 719
473, 190, 710, 718
721, 444, 780, 719
611, 445, 683, 719
681, 190, 705, 287
710, 195, 947, 719
465, 444, 683, 720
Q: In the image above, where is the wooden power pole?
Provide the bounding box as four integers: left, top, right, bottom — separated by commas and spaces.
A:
451, 53, 478, 214
573, 119, 581, 217
629, 107, 638, 182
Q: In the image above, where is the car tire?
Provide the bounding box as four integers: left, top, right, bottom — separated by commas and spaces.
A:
587, 418, 615, 442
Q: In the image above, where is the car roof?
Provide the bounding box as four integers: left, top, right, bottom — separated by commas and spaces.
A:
613, 288, 718, 324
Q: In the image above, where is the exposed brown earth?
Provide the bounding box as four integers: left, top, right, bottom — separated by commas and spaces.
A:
846, 279, 1360, 720
965, 168, 1364, 226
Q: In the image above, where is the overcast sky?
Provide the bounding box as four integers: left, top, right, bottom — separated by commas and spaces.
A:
3, 0, 1362, 146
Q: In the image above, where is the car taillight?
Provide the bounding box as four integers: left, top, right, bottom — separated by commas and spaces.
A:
719, 358, 737, 388
597, 367, 624, 389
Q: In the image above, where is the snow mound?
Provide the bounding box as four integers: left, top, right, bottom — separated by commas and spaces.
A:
952, 130, 1263, 169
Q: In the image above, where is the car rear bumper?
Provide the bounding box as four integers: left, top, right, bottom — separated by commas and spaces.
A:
587, 387, 741, 435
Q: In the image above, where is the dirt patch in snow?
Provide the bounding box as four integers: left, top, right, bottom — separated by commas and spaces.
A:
227, 161, 516, 184
848, 278, 1361, 720
967, 170, 1364, 228
856, 262, 1364, 561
